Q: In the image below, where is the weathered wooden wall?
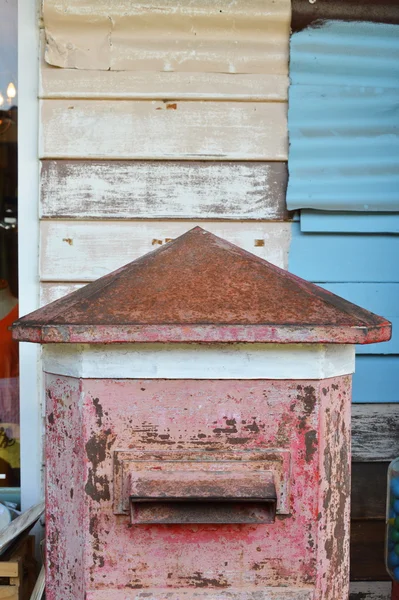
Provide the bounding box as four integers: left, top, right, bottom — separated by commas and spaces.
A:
39, 0, 293, 297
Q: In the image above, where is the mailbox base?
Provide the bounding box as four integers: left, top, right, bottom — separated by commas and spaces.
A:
86, 587, 315, 599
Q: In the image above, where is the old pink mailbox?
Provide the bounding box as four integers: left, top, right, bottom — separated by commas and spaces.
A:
13, 228, 391, 600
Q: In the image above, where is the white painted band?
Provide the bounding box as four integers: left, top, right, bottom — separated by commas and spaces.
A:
43, 343, 355, 380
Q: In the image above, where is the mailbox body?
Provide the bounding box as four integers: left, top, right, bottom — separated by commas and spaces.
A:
44, 343, 352, 600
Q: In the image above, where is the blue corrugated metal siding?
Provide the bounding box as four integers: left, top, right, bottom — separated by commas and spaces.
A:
290, 20, 399, 87
287, 20, 399, 212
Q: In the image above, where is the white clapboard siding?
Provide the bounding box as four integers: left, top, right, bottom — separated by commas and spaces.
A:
40, 63, 288, 102
40, 282, 85, 306
349, 582, 391, 600
352, 403, 399, 462
40, 100, 287, 160
40, 221, 292, 281
42, 0, 290, 73
40, 161, 289, 220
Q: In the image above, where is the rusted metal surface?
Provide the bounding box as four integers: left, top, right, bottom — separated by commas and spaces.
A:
292, 0, 399, 33
130, 470, 276, 500
130, 501, 277, 525
13, 227, 391, 344
113, 449, 291, 516
45, 374, 352, 598
129, 468, 277, 524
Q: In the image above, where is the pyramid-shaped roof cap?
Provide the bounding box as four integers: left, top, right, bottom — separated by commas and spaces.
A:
13, 227, 391, 345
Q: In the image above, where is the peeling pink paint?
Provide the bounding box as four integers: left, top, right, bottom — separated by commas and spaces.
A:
316, 377, 351, 600
45, 375, 351, 599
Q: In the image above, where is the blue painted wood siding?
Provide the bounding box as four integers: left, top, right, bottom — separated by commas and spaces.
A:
289, 223, 399, 403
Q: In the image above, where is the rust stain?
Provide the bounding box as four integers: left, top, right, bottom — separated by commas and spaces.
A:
305, 429, 317, 463
90, 514, 105, 569
85, 429, 115, 502
166, 103, 177, 110
180, 572, 229, 588
254, 239, 265, 247
297, 385, 317, 416
92, 398, 103, 427
226, 437, 251, 445
130, 421, 177, 446
62, 237, 73, 246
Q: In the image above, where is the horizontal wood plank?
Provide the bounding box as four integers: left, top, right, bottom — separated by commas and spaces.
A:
320, 283, 399, 355
39, 29, 288, 101
0, 562, 19, 578
349, 581, 391, 600
350, 520, 388, 581
290, 223, 399, 283
40, 282, 83, 306
40, 64, 288, 102
301, 212, 399, 234
351, 462, 388, 519
0, 589, 18, 599
352, 404, 399, 462
353, 356, 399, 404
40, 100, 287, 160
40, 221, 292, 281
43, 0, 290, 73
40, 161, 290, 220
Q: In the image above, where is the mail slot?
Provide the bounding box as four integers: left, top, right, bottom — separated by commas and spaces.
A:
129, 469, 277, 524
12, 227, 391, 600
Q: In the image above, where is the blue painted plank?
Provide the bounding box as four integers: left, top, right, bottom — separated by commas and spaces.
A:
288, 20, 399, 211
301, 212, 399, 233
319, 283, 399, 354
289, 223, 399, 282
353, 355, 399, 403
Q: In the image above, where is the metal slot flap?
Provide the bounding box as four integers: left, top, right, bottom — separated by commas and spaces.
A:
130, 470, 276, 524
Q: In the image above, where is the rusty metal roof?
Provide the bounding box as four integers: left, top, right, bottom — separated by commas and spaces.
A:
12, 227, 391, 344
